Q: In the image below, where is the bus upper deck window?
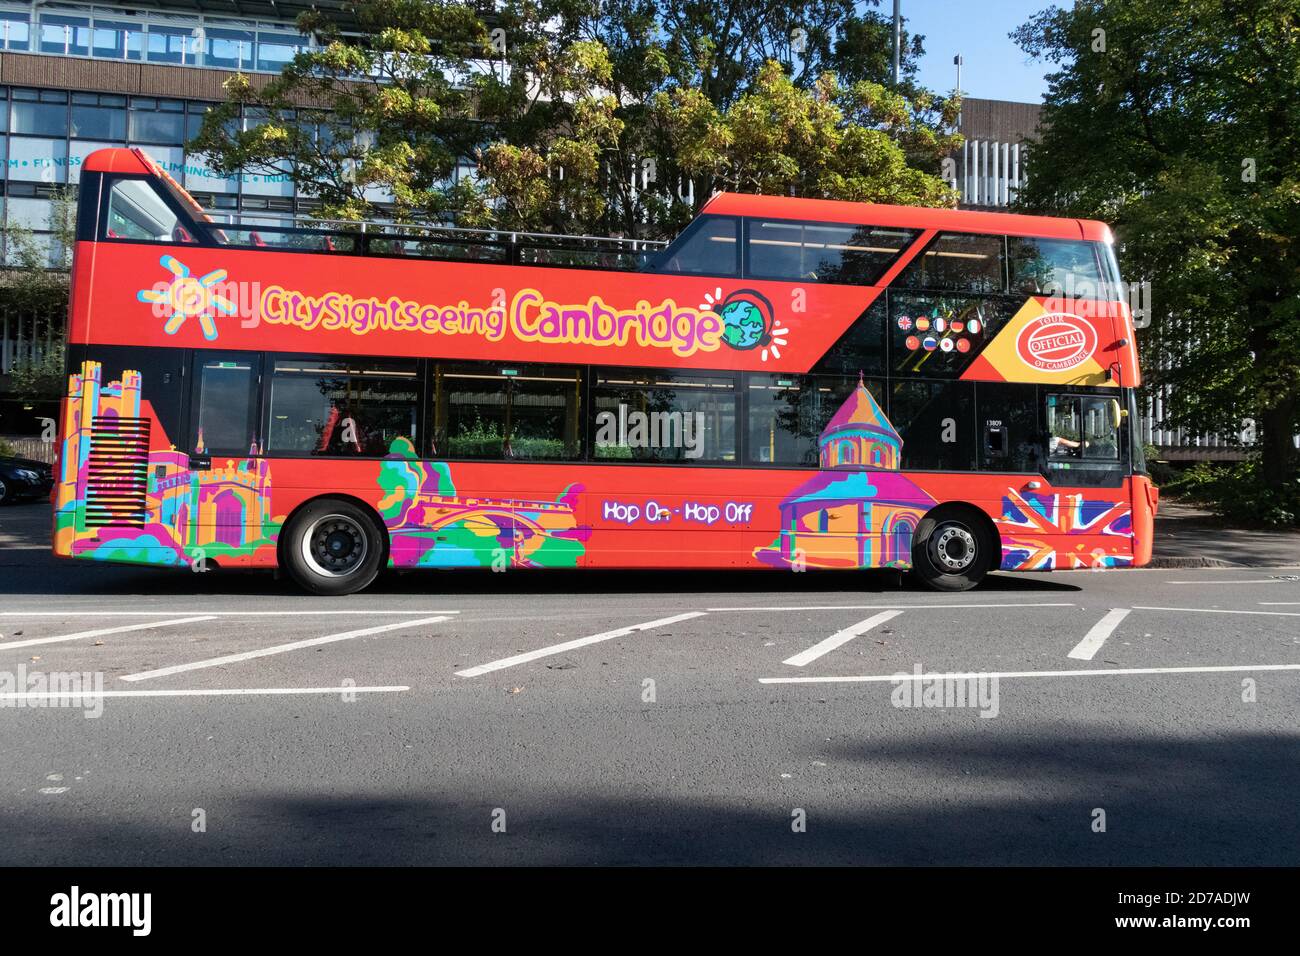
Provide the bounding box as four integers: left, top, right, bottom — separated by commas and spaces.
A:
105, 178, 194, 243
652, 216, 739, 276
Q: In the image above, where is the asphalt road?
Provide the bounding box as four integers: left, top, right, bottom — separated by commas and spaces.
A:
1, 500, 1298, 866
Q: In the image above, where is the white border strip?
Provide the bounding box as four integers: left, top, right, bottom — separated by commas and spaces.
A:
0, 610, 460, 617
707, 602, 1075, 612
1134, 606, 1300, 617
0, 686, 409, 700
1068, 608, 1131, 661
0, 616, 218, 651
121, 616, 452, 682
456, 612, 706, 678
783, 610, 903, 667
760, 663, 1300, 684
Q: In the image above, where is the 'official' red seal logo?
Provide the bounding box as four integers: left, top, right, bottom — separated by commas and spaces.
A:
1015, 313, 1097, 371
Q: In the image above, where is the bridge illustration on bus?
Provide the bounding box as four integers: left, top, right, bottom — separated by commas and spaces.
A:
52, 147, 1155, 594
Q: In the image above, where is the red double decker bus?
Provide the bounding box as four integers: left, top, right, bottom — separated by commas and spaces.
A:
53, 147, 1156, 595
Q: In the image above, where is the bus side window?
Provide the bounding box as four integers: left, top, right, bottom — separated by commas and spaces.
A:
267, 358, 419, 457
105, 178, 195, 243
890, 379, 978, 471
432, 363, 584, 461
191, 355, 261, 456
650, 216, 739, 276
1007, 237, 1104, 298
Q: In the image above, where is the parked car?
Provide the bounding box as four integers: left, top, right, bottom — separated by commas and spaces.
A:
0, 456, 54, 504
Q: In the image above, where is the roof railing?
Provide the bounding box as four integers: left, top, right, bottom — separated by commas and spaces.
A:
202, 210, 668, 251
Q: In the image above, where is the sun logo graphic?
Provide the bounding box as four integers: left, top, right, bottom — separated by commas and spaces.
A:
699, 287, 789, 361
136, 255, 237, 341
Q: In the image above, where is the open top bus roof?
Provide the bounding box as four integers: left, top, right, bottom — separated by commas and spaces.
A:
701, 192, 1112, 243
83, 147, 1112, 245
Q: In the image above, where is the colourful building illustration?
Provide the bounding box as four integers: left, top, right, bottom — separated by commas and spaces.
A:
755, 376, 935, 570
55, 360, 279, 566
377, 437, 587, 569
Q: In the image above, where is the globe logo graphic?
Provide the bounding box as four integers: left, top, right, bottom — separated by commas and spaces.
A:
700, 287, 788, 361
720, 299, 767, 350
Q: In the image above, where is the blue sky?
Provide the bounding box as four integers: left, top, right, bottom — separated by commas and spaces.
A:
897, 0, 1055, 103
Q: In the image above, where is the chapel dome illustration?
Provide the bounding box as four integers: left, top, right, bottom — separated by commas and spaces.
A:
752, 374, 934, 571
820, 373, 901, 470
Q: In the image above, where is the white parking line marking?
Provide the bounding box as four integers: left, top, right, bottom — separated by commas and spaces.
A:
120, 616, 452, 682
1167, 580, 1290, 585
783, 610, 904, 667
1134, 606, 1300, 617
707, 602, 1075, 612
0, 686, 408, 701
1260, 602, 1300, 606
1068, 608, 1131, 661
0, 610, 460, 617
760, 663, 1300, 684
456, 612, 706, 678
0, 616, 218, 651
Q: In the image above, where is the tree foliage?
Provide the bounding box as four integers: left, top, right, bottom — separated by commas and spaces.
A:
0, 187, 74, 402
190, 0, 960, 239
1013, 0, 1300, 515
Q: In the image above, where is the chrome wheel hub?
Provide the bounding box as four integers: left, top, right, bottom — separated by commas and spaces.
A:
931, 524, 976, 572
302, 514, 368, 576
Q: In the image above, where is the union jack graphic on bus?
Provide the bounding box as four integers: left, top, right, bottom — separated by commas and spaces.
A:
996, 488, 1134, 570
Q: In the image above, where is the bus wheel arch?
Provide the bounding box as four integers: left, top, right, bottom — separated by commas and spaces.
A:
910, 502, 1000, 592
279, 495, 390, 596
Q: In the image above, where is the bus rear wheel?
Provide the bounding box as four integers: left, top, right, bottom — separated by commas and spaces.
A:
282, 499, 385, 596
910, 510, 994, 592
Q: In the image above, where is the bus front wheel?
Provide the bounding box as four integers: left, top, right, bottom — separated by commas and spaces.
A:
910, 510, 994, 592
282, 499, 385, 596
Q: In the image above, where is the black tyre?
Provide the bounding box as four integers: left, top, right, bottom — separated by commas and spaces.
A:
910, 509, 995, 592
0, 477, 8, 505
282, 499, 385, 596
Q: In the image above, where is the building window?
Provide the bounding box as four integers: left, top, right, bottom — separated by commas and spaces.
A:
10, 90, 68, 137
146, 24, 196, 65
39, 14, 90, 57
256, 30, 303, 72
267, 358, 419, 456
71, 93, 127, 141
206, 27, 255, 70
92, 19, 144, 60
745, 219, 916, 284
1, 11, 31, 51
432, 363, 583, 460
129, 99, 186, 145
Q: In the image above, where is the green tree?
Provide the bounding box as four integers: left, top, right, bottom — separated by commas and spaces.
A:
191, 0, 959, 239
1012, 0, 1300, 517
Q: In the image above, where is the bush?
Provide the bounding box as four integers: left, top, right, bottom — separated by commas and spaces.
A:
1143, 444, 1179, 486
0, 437, 15, 457
1164, 458, 1300, 528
